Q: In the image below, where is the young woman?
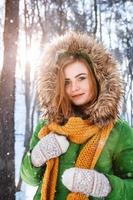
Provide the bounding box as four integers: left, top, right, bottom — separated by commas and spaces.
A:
20, 32, 133, 200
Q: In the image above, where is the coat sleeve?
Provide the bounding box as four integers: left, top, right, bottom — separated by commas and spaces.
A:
20, 120, 47, 186
105, 121, 133, 200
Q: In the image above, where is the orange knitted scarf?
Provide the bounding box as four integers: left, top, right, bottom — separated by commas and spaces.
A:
38, 117, 114, 200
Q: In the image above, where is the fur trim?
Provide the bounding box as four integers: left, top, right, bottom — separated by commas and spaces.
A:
37, 32, 123, 127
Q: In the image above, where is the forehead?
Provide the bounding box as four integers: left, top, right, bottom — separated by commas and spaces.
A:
64, 61, 89, 78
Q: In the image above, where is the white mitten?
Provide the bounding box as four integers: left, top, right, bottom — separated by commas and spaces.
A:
62, 167, 111, 198
31, 132, 69, 167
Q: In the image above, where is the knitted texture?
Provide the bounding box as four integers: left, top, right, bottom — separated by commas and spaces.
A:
38, 117, 114, 200
62, 168, 111, 198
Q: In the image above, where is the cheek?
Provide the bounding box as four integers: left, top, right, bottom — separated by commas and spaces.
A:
83, 80, 90, 90
65, 86, 70, 96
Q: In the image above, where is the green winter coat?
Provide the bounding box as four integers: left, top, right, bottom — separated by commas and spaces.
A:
20, 118, 133, 200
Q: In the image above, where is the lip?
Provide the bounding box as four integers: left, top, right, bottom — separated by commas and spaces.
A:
72, 93, 84, 98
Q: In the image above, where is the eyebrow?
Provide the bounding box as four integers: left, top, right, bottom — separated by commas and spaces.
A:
65, 73, 87, 80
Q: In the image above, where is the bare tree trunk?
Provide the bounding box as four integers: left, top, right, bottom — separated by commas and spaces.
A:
0, 0, 19, 198
23, 0, 32, 149
24, 61, 31, 148
129, 64, 133, 126
93, 0, 98, 35
98, 0, 102, 41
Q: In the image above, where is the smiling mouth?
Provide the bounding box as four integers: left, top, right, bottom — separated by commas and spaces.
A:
72, 94, 84, 98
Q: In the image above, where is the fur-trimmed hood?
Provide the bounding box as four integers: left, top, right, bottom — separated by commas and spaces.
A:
37, 32, 123, 127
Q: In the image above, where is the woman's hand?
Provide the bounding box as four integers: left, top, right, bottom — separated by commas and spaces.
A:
62, 167, 111, 198
31, 132, 69, 167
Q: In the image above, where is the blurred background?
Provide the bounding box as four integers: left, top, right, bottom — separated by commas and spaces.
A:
0, 0, 133, 199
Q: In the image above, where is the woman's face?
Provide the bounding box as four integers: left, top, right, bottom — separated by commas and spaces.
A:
64, 61, 95, 106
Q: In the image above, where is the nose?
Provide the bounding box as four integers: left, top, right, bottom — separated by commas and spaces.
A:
71, 81, 80, 92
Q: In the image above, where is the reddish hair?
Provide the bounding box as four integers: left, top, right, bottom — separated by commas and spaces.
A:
51, 54, 99, 124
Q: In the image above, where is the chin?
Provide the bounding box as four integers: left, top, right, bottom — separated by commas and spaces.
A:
72, 101, 86, 106
72, 98, 91, 106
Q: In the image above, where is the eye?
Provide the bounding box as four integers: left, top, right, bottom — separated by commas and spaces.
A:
65, 80, 71, 86
78, 76, 86, 81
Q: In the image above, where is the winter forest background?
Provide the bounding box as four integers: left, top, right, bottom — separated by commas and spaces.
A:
0, 0, 133, 199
